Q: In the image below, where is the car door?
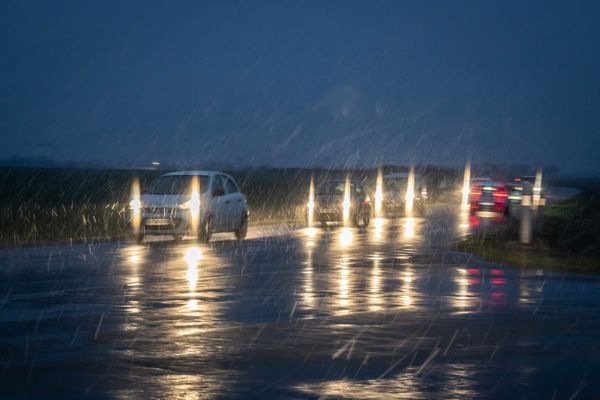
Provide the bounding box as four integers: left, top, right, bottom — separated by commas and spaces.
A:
224, 176, 243, 228
210, 175, 228, 231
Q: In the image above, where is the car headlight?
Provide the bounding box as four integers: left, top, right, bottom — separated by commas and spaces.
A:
129, 199, 141, 211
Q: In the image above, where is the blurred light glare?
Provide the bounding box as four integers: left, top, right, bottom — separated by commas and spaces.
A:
533, 168, 543, 208
130, 179, 141, 234
405, 167, 415, 215
307, 176, 315, 227
339, 228, 353, 247
305, 227, 317, 238
461, 161, 471, 208
189, 176, 201, 235
374, 168, 383, 217
403, 217, 415, 239
342, 176, 351, 225
184, 246, 202, 266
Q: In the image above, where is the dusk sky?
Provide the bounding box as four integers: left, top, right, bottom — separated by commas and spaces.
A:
1, 0, 599, 173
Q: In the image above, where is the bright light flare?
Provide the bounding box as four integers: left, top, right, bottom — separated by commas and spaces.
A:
461, 161, 471, 208
369, 255, 382, 311
374, 168, 383, 217
400, 268, 415, 309
129, 178, 141, 234
403, 217, 415, 239
304, 226, 318, 247
185, 246, 202, 286
307, 176, 315, 227
342, 176, 351, 226
405, 167, 415, 215
339, 227, 353, 248
188, 176, 201, 235
533, 167, 542, 208
184, 246, 203, 266
305, 226, 317, 237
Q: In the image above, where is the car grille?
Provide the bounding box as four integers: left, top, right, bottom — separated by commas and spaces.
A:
143, 207, 177, 215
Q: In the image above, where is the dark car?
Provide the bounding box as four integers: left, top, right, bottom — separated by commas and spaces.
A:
314, 179, 371, 228
380, 172, 426, 217
469, 178, 509, 216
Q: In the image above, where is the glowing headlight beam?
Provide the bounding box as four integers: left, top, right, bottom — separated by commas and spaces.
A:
374, 167, 383, 217
342, 176, 351, 226
533, 167, 542, 209
129, 178, 141, 234
405, 167, 415, 216
461, 160, 471, 208
307, 175, 315, 227
189, 176, 201, 235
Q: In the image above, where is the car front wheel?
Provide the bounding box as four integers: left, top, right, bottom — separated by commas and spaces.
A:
132, 231, 144, 243
234, 212, 248, 240
198, 217, 213, 243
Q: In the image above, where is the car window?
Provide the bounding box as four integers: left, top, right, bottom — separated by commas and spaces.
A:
384, 178, 408, 192
147, 175, 209, 195
212, 176, 225, 194
224, 177, 239, 194
317, 181, 361, 194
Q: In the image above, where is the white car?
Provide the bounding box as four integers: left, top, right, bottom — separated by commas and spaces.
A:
132, 171, 248, 243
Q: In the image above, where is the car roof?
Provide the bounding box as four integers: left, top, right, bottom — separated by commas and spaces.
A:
383, 172, 409, 179
319, 178, 362, 183
318, 179, 364, 187
161, 170, 222, 177
471, 177, 492, 182
476, 181, 504, 187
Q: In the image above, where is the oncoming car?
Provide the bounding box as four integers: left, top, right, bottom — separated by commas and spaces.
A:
314, 179, 371, 228
381, 172, 426, 216
131, 171, 248, 243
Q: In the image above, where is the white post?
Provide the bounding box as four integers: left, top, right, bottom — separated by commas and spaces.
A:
520, 185, 533, 245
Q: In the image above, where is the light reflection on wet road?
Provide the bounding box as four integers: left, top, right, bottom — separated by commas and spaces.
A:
1, 211, 600, 398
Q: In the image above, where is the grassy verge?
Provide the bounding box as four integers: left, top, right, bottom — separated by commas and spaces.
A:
456, 181, 600, 273
457, 235, 600, 273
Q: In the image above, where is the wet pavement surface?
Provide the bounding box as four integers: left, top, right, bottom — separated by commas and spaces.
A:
2, 211, 600, 399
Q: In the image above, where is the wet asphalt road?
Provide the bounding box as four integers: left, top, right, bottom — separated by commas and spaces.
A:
1, 211, 600, 399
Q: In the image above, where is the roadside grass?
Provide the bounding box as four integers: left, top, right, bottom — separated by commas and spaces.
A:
0, 165, 460, 244
457, 180, 600, 273
457, 234, 600, 273
0, 166, 323, 243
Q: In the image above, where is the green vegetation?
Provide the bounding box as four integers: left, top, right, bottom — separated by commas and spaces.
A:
457, 180, 600, 272
0, 165, 460, 244
0, 166, 307, 243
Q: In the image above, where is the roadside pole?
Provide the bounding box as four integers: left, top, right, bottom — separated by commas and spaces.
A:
520, 183, 533, 245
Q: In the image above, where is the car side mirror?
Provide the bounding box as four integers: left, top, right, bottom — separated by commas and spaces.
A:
212, 188, 225, 197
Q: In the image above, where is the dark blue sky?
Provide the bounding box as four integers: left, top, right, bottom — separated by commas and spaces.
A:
1, 0, 599, 173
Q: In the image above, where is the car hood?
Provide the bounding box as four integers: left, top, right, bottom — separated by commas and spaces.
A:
383, 191, 405, 201
141, 194, 203, 208
316, 194, 343, 206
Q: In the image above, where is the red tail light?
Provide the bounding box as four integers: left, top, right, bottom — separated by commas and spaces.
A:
493, 186, 508, 213
470, 186, 482, 200
493, 188, 508, 199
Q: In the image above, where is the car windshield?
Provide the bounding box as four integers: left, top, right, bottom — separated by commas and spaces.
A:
384, 178, 408, 192
317, 181, 361, 195
146, 175, 209, 195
